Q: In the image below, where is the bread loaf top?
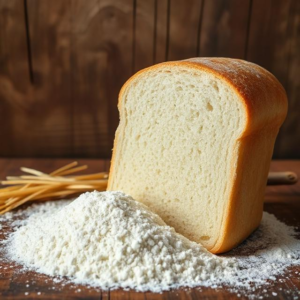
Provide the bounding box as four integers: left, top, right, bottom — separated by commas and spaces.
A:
108, 58, 288, 253
118, 58, 287, 136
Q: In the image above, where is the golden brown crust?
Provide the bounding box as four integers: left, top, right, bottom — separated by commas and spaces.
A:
184, 58, 287, 134
108, 58, 288, 253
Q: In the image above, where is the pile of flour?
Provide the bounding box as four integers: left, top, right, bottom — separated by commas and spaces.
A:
2, 191, 300, 294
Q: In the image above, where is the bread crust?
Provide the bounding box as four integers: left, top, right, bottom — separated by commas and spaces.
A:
108, 58, 288, 253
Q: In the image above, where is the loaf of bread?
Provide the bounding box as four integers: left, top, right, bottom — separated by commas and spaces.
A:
107, 58, 288, 253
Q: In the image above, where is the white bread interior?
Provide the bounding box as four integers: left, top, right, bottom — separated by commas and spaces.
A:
108, 58, 287, 253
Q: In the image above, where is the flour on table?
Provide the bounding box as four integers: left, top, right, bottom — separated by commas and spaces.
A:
1, 191, 300, 297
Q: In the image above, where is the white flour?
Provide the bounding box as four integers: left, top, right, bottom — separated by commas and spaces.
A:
1, 191, 300, 297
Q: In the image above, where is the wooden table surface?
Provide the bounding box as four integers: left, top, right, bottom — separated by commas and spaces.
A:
0, 158, 299, 300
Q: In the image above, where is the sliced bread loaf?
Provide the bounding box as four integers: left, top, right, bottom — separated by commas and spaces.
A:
107, 58, 288, 253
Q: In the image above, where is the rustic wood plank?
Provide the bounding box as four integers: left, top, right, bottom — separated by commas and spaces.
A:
129, 292, 146, 300
5, 271, 101, 299
69, 0, 112, 158
275, 0, 300, 159
70, 0, 133, 158
144, 291, 168, 300
167, 0, 203, 61
246, 0, 292, 84
18, 0, 73, 157
199, 0, 251, 58
110, 289, 130, 300
0, 159, 15, 296
101, 290, 109, 300
0, 159, 299, 299
245, 0, 294, 158
0, 0, 31, 156
191, 288, 240, 299
169, 290, 192, 300
153, 0, 168, 64
133, 0, 155, 72
0, 0, 134, 159
0, 0, 299, 160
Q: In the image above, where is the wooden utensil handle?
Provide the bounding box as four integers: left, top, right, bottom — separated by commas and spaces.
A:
267, 172, 298, 185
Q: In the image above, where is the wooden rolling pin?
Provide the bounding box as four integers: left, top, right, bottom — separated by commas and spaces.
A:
267, 172, 298, 185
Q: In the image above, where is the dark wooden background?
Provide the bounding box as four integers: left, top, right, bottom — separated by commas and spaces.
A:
0, 0, 299, 159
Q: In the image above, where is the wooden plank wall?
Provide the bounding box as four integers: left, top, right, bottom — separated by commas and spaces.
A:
0, 0, 299, 158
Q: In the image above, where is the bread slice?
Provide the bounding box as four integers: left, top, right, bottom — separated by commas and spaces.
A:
107, 58, 288, 254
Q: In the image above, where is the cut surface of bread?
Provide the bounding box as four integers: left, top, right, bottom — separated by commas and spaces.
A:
108, 58, 287, 253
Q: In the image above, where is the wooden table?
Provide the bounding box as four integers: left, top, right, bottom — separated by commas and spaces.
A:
0, 159, 299, 299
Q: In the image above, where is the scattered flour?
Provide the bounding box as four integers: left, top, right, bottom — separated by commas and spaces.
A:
1, 191, 300, 296
4, 191, 237, 292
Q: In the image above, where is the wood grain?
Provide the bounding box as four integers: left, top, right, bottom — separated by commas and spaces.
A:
70, 0, 133, 158
167, 0, 203, 61
0, 158, 299, 299
134, 0, 155, 72
0, 0, 31, 156
0, 0, 300, 158
25, 0, 73, 157
246, 0, 296, 158
153, 0, 168, 64
199, 0, 251, 58
276, 0, 300, 159
0, 0, 74, 158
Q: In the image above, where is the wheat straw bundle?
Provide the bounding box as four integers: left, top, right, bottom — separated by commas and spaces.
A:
0, 162, 108, 214
0, 161, 297, 215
